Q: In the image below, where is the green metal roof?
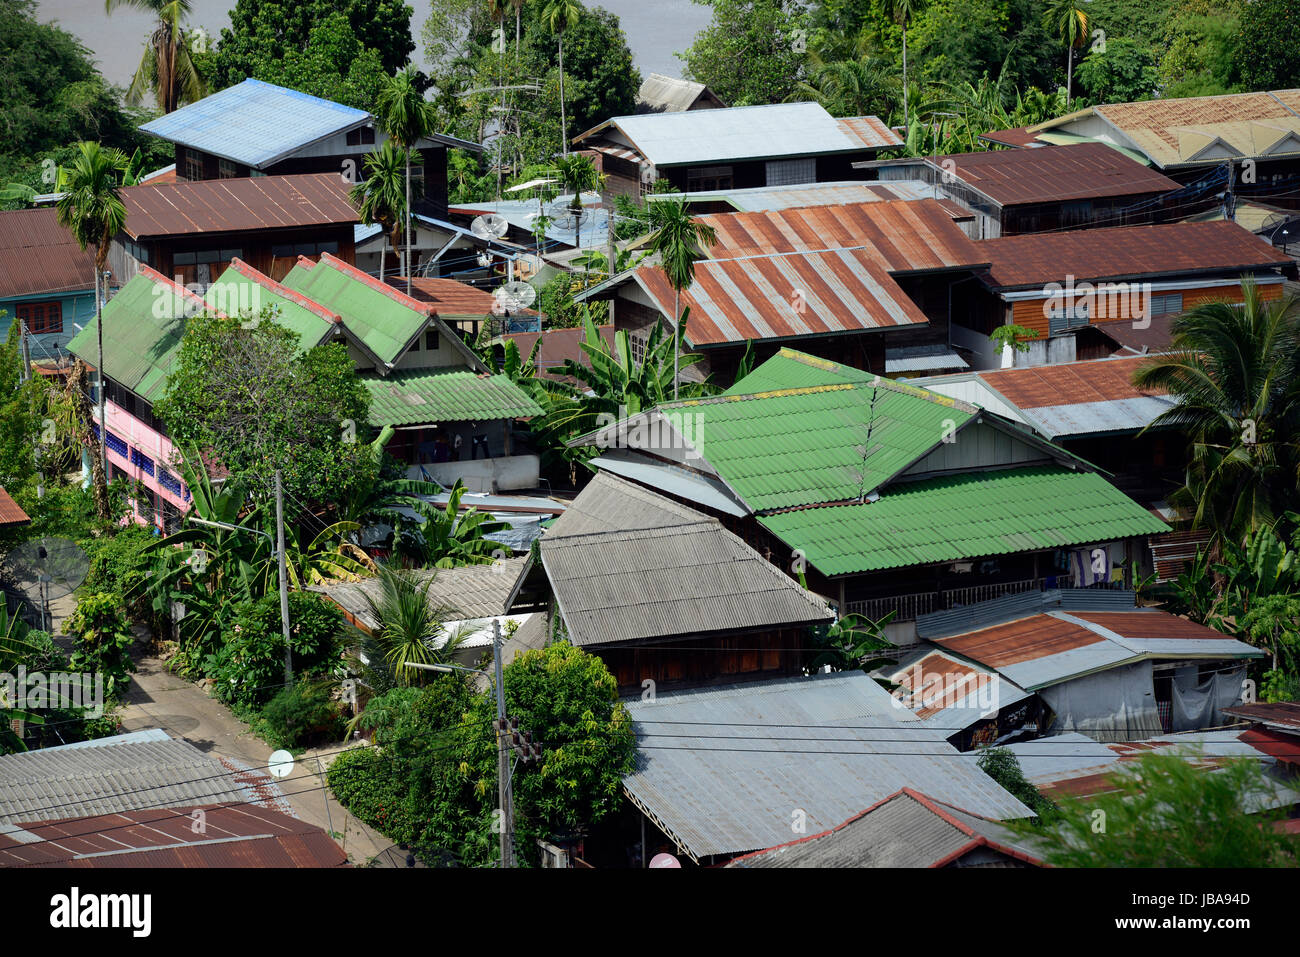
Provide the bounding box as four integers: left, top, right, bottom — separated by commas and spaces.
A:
759, 466, 1170, 576
66, 271, 190, 402
725, 348, 878, 395
362, 369, 542, 426
204, 267, 336, 350
282, 258, 426, 365
666, 368, 977, 511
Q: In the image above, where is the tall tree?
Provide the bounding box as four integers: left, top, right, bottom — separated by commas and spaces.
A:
1133, 281, 1300, 545
56, 142, 127, 519
679, 0, 808, 106
1044, 0, 1090, 104
375, 67, 438, 295
884, 0, 927, 120
350, 138, 410, 283
541, 0, 583, 156
105, 0, 203, 113
644, 198, 718, 399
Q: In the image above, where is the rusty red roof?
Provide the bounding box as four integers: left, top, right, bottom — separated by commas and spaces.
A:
935, 614, 1105, 668
0, 207, 97, 299
836, 116, 905, 150
121, 172, 359, 240
499, 324, 616, 380
978, 126, 1042, 148
0, 488, 31, 526
1069, 610, 1230, 641
931, 142, 1179, 207
0, 803, 348, 868
974, 355, 1164, 409
394, 276, 537, 318
698, 199, 987, 273
981, 221, 1293, 291
1093, 313, 1176, 355
1225, 702, 1300, 733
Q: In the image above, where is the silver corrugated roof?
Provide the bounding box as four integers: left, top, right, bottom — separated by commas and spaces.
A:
541, 473, 832, 646
1023, 396, 1177, 439
0, 734, 288, 825
916, 589, 1137, 640
623, 672, 1033, 861
885, 345, 969, 373
587, 102, 885, 167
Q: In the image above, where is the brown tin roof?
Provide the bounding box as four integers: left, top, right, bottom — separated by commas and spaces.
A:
0, 487, 31, 526
974, 355, 1164, 409
0, 207, 98, 299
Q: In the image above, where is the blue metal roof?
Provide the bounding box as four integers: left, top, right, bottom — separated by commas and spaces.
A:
140, 79, 370, 168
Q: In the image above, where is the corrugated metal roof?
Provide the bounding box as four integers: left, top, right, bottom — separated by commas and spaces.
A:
0, 803, 347, 868
925, 142, 1179, 206
205, 258, 338, 346
66, 266, 201, 401
497, 324, 615, 381
1068, 609, 1267, 659
885, 344, 969, 373
662, 373, 977, 511
121, 172, 359, 240
399, 276, 532, 320
589, 452, 748, 517
0, 734, 288, 826
646, 179, 973, 216
140, 78, 371, 167
759, 467, 1169, 576
361, 368, 540, 426
980, 221, 1292, 290
312, 555, 531, 631
1030, 89, 1300, 168
577, 102, 899, 167
624, 672, 1033, 860
540, 473, 832, 647
837, 115, 905, 150
0, 207, 96, 299
0, 488, 31, 526
886, 646, 1030, 729
724, 347, 876, 394
1223, 702, 1300, 733
698, 199, 986, 272
916, 588, 1137, 639
726, 788, 1044, 867
635, 73, 717, 113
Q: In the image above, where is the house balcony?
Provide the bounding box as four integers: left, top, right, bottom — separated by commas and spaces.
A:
845, 576, 1128, 623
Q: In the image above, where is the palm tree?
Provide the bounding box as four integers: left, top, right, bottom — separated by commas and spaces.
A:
1044, 0, 1089, 106
349, 139, 409, 283
1133, 281, 1300, 544
105, 0, 203, 113
510, 0, 526, 58
553, 153, 602, 247
645, 197, 718, 398
376, 68, 438, 296
360, 565, 468, 686
56, 142, 128, 519
789, 54, 899, 120
884, 0, 927, 121
541, 0, 584, 157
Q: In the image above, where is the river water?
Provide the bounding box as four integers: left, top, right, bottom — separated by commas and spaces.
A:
35, 0, 711, 90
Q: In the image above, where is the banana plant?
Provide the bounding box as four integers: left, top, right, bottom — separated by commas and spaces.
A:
389, 479, 511, 569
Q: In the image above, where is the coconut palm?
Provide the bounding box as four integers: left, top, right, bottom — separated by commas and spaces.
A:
105, 0, 203, 113
376, 68, 438, 295
360, 565, 470, 685
349, 139, 409, 283
541, 0, 584, 156
1044, 0, 1089, 106
789, 54, 899, 120
56, 142, 128, 519
644, 197, 718, 398
884, 0, 927, 121
1133, 280, 1300, 544
553, 152, 602, 247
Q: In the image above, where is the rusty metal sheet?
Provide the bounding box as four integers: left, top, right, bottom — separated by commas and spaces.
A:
0, 207, 97, 298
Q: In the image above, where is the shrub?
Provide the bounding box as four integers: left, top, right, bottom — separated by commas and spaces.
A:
327, 745, 418, 845
257, 679, 344, 750
65, 591, 136, 703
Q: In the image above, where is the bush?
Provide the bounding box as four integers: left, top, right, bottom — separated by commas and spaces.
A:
79, 524, 156, 609
65, 591, 136, 703
257, 679, 344, 750
327, 745, 418, 845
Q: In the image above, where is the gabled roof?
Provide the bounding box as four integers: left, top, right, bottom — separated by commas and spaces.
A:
0, 488, 30, 527
120, 172, 359, 240
725, 788, 1045, 868
1028, 90, 1300, 169
920, 142, 1179, 206
884, 646, 1031, 731
0, 207, 96, 299
0, 731, 289, 826
0, 803, 348, 868
139, 78, 480, 169
65, 266, 206, 401
573, 101, 901, 167
978, 221, 1294, 291
623, 671, 1034, 861
205, 258, 339, 347
396, 276, 534, 321
635, 73, 724, 113
540, 473, 833, 647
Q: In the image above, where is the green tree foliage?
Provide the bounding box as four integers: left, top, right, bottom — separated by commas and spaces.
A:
239, 11, 390, 110
679, 0, 809, 106
976, 746, 1056, 817
1077, 36, 1160, 103
1017, 750, 1300, 866
536, 4, 640, 136
329, 643, 635, 866
358, 565, 468, 687
910, 0, 1058, 92
153, 312, 377, 511
106, 0, 205, 113
215, 0, 416, 89
65, 591, 136, 703
1232, 0, 1300, 91
1157, 0, 1242, 97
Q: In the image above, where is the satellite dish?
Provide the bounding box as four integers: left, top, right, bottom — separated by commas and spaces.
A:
493, 280, 537, 313
649, 853, 681, 868
267, 750, 295, 779
470, 213, 510, 240
546, 199, 590, 229
1, 537, 88, 633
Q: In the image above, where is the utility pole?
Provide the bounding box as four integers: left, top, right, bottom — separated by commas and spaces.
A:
18, 317, 30, 382
1225, 160, 1237, 222
492, 618, 514, 868
97, 269, 109, 492
275, 469, 293, 685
